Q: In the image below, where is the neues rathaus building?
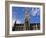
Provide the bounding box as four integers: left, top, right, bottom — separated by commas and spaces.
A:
12, 8, 40, 31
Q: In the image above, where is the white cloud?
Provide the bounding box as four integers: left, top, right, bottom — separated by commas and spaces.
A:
32, 10, 37, 16
12, 19, 16, 26
13, 20, 15, 24
31, 8, 40, 16
16, 20, 22, 24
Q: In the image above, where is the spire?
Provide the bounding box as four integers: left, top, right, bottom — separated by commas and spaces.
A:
24, 7, 30, 30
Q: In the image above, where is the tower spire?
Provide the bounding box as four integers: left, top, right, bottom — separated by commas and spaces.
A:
24, 8, 30, 30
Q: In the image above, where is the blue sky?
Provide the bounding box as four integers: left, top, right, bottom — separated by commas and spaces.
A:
12, 7, 40, 24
